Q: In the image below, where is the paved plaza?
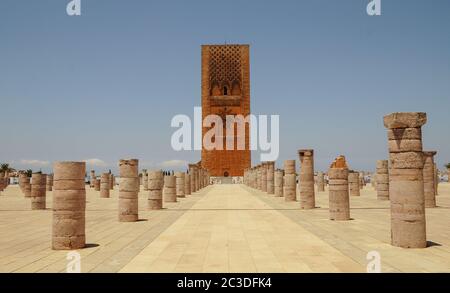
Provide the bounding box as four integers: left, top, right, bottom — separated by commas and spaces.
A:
1, 183, 449, 273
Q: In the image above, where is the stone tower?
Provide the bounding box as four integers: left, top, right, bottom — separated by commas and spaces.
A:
201, 44, 251, 177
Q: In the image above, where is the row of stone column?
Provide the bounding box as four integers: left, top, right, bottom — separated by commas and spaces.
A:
50, 160, 210, 250
244, 149, 318, 210
243, 161, 276, 195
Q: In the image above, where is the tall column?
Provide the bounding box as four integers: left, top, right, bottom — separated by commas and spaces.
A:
118, 159, 139, 222
384, 112, 427, 248
52, 162, 86, 250
283, 160, 296, 202
163, 174, 177, 202
266, 162, 275, 194
317, 172, 325, 192
100, 173, 110, 198
31, 173, 47, 210
90, 170, 95, 188
274, 169, 284, 197
348, 171, 360, 197
423, 151, 437, 208
298, 149, 315, 209
46, 174, 53, 191
328, 156, 350, 221
148, 170, 164, 210
175, 172, 185, 198
376, 160, 389, 200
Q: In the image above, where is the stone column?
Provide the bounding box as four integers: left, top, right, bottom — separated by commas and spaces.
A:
185, 172, 191, 196
317, 172, 325, 192
274, 169, 284, 197
266, 162, 275, 194
118, 159, 139, 222
163, 174, 177, 202
328, 156, 350, 221
20, 173, 31, 197
31, 173, 47, 210
261, 162, 267, 192
46, 174, 53, 191
109, 174, 115, 190
423, 151, 437, 208
189, 165, 196, 193
175, 172, 185, 198
90, 170, 95, 188
283, 160, 296, 202
52, 161, 86, 250
348, 171, 360, 197
148, 170, 164, 209
194, 168, 200, 192
434, 163, 438, 196
100, 173, 110, 198
298, 149, 315, 209
94, 178, 100, 191
384, 112, 427, 248
376, 160, 389, 200
142, 171, 149, 191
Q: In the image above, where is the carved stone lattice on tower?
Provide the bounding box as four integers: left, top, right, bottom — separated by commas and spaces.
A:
201, 45, 251, 177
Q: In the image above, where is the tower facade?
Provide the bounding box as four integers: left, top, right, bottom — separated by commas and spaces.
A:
201, 44, 251, 177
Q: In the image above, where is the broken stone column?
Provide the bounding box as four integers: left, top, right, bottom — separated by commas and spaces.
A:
19, 173, 31, 197
274, 169, 284, 197
148, 170, 164, 210
189, 165, 197, 193
52, 161, 86, 250
94, 178, 100, 191
31, 173, 47, 210
118, 159, 139, 222
185, 172, 191, 196
100, 173, 110, 198
90, 170, 95, 188
46, 174, 53, 191
163, 174, 177, 202
376, 160, 389, 200
283, 160, 296, 202
348, 171, 360, 197
384, 112, 427, 248
298, 149, 316, 209
317, 172, 325, 192
423, 151, 437, 208
328, 156, 350, 221
266, 162, 275, 194
175, 172, 185, 198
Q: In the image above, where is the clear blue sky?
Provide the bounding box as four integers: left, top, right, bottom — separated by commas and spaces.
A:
1, 0, 449, 174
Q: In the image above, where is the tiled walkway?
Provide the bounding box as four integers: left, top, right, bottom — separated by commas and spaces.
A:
1, 183, 449, 272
